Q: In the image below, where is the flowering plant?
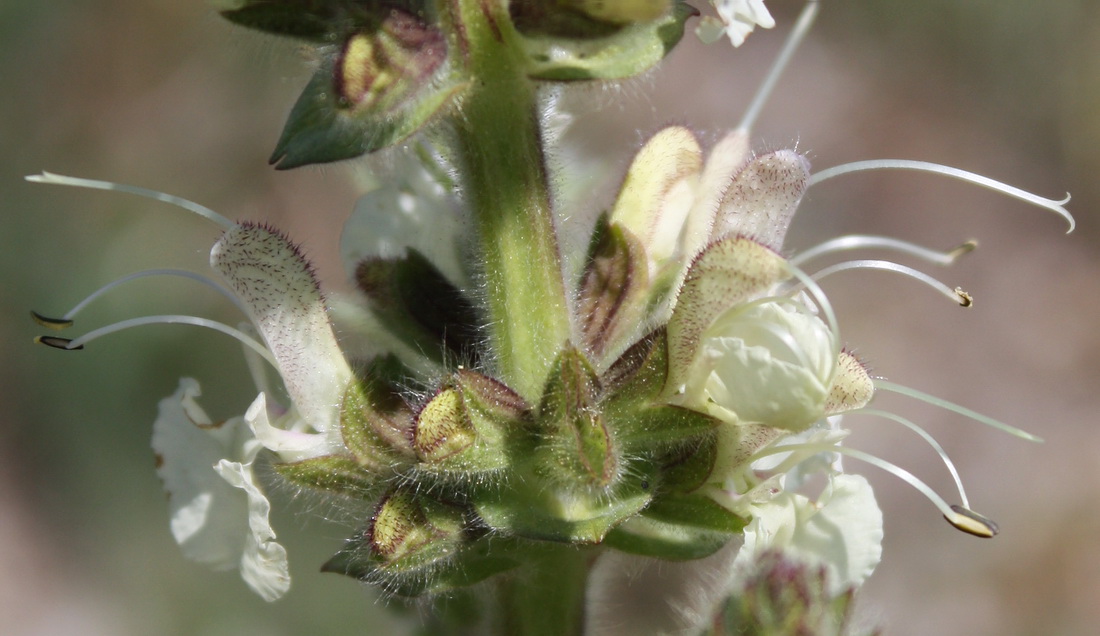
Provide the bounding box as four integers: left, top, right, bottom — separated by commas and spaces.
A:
29, 1, 1074, 634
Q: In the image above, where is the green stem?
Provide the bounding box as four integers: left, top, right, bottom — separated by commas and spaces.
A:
496, 545, 591, 636
447, 0, 572, 400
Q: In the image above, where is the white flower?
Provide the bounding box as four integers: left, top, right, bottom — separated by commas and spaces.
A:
25, 174, 362, 599
697, 0, 776, 47
682, 300, 835, 432
152, 379, 291, 601
734, 473, 884, 596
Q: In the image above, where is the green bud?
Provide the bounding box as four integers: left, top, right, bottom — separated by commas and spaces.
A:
335, 13, 447, 111
370, 490, 464, 563
414, 388, 476, 463
536, 346, 618, 490
412, 370, 529, 479
270, 8, 464, 168
323, 488, 520, 597
724, 551, 880, 636
576, 215, 649, 361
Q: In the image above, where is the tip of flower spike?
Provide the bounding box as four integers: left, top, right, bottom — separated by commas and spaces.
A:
31, 310, 73, 330
945, 505, 999, 538
34, 335, 83, 350
954, 288, 973, 307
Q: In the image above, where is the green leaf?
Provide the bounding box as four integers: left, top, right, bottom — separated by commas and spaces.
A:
272, 454, 382, 499
603, 515, 731, 561
660, 434, 719, 494
600, 327, 669, 407
603, 491, 746, 560
522, 2, 697, 81
472, 476, 653, 544
642, 492, 747, 534
220, 2, 339, 41
610, 404, 721, 450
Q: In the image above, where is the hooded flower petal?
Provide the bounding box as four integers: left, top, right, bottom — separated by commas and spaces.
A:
735, 473, 883, 596
210, 223, 354, 435
683, 301, 835, 432
152, 379, 290, 601
710, 149, 810, 251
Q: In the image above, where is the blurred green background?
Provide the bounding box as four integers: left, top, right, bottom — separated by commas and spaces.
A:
3, 2, 1099, 634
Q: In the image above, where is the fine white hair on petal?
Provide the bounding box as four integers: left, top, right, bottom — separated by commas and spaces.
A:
711, 150, 811, 251
210, 223, 353, 435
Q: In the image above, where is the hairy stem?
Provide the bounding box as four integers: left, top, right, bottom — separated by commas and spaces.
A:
446, 0, 572, 401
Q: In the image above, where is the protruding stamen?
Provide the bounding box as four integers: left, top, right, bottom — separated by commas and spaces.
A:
789, 235, 977, 268
946, 505, 999, 538
31, 311, 74, 330
855, 408, 970, 509
34, 335, 84, 350
51, 314, 277, 368
750, 442, 996, 538
803, 259, 973, 307
807, 160, 1075, 233
37, 269, 248, 325
874, 379, 1042, 441
737, 1, 820, 134
25, 172, 235, 230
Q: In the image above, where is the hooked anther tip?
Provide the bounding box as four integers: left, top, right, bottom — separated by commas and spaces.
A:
31, 311, 74, 330
954, 288, 973, 307
34, 335, 83, 350
947, 504, 999, 538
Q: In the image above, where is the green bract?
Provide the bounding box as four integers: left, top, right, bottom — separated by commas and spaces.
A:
226, 0, 695, 167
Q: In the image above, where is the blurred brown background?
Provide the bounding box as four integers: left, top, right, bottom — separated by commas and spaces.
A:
3, 2, 1098, 634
